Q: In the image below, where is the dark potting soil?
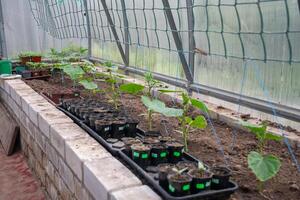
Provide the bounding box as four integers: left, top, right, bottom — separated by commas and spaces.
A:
25, 77, 300, 200
169, 173, 192, 183
189, 169, 212, 179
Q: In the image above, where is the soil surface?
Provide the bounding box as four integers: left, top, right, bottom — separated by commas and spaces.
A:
25, 77, 300, 200
0, 146, 45, 200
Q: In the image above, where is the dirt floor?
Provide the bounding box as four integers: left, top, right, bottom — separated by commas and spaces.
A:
25, 77, 300, 200
0, 146, 45, 200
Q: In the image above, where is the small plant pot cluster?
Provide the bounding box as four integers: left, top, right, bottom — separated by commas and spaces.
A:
121, 132, 232, 197
157, 163, 231, 197
19, 51, 42, 64
61, 99, 138, 140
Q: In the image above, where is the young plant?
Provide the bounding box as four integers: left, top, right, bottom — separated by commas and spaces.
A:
141, 96, 183, 131
61, 65, 85, 89
19, 51, 42, 58
79, 79, 98, 96
242, 122, 282, 190
144, 72, 160, 98
103, 61, 121, 109
177, 93, 208, 152
197, 161, 206, 174
172, 167, 189, 175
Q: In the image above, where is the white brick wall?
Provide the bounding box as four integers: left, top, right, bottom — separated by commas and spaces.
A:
0, 78, 161, 200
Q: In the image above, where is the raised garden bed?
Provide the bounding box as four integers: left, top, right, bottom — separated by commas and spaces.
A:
23, 68, 300, 200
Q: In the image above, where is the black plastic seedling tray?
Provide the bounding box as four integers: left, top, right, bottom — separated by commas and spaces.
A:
58, 106, 148, 155
58, 106, 238, 200
119, 150, 238, 200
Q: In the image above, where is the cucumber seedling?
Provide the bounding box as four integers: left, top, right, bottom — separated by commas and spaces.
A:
176, 93, 208, 152
242, 122, 283, 191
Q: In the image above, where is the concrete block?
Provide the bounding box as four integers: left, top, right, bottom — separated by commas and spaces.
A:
34, 129, 46, 151
45, 141, 59, 170
32, 141, 43, 165
57, 176, 73, 200
46, 176, 59, 200
65, 137, 111, 181
38, 110, 73, 138
0, 88, 8, 102
74, 177, 91, 200
45, 160, 55, 183
58, 157, 75, 193
110, 185, 161, 200
50, 123, 88, 158
84, 157, 141, 200
28, 101, 54, 126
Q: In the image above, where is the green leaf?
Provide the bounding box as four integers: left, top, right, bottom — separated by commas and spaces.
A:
62, 65, 85, 80
106, 78, 117, 84
190, 98, 208, 113
79, 80, 98, 90
181, 93, 190, 105
141, 96, 183, 117
265, 132, 283, 142
190, 116, 207, 129
241, 122, 267, 140
248, 151, 281, 182
185, 116, 193, 124
120, 83, 145, 95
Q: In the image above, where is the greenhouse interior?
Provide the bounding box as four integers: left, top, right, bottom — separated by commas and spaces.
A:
0, 0, 299, 200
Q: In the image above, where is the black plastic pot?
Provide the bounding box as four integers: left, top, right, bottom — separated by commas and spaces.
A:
211, 166, 231, 190
22, 70, 32, 78
188, 169, 213, 194
166, 141, 184, 163
151, 144, 168, 166
87, 113, 104, 129
167, 173, 192, 196
125, 119, 139, 137
144, 131, 161, 137
122, 137, 142, 155
158, 163, 175, 189
111, 118, 127, 139
131, 144, 151, 169
95, 120, 112, 139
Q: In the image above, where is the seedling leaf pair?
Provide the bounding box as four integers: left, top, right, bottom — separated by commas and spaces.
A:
141, 96, 183, 117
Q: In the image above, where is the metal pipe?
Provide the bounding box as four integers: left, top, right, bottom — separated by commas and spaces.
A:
82, 0, 92, 58
161, 0, 193, 83
100, 0, 128, 65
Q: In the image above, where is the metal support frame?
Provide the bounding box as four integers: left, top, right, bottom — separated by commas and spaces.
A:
100, 0, 128, 66
162, 0, 193, 83
186, 0, 195, 76
0, 0, 7, 57
89, 56, 300, 123
120, 0, 129, 67
82, 0, 92, 58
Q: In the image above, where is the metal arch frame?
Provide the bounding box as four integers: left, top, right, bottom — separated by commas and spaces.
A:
82, 0, 92, 58
120, 0, 129, 67
161, 0, 194, 84
186, 0, 195, 76
0, 0, 7, 57
100, 0, 128, 66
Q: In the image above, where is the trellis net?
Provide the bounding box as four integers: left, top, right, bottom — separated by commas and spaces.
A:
29, 0, 300, 63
